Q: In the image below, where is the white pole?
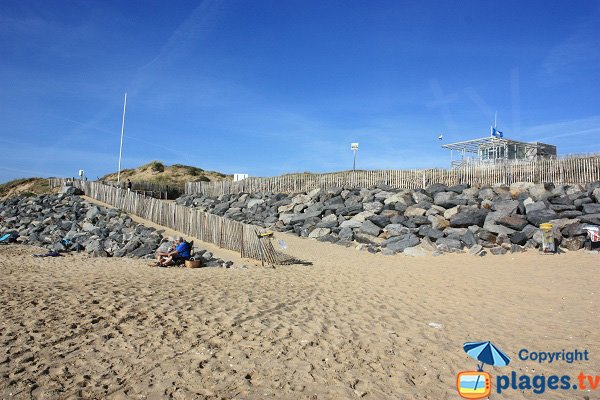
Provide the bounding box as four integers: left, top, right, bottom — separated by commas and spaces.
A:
117, 92, 127, 184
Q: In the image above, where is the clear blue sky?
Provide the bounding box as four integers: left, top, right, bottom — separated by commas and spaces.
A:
1, 0, 599, 181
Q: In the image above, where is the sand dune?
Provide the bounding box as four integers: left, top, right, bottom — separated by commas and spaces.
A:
1, 236, 599, 399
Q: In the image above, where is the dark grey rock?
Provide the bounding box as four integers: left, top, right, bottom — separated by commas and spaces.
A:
368, 214, 391, 228
526, 209, 558, 226
386, 234, 420, 253
425, 183, 448, 196
418, 225, 444, 240
360, 220, 382, 237
496, 215, 528, 231
433, 191, 458, 208
450, 209, 489, 227
582, 203, 600, 214
510, 231, 529, 245
338, 227, 354, 241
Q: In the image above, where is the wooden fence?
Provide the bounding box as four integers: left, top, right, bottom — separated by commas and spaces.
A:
49, 179, 283, 264
185, 156, 600, 196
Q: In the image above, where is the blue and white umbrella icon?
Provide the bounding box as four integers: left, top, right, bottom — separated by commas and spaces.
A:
464, 341, 511, 370
463, 341, 511, 394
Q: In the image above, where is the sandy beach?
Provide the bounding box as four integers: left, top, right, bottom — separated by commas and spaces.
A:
1, 223, 599, 400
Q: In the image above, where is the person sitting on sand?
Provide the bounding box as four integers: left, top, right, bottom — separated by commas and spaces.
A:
156, 237, 191, 267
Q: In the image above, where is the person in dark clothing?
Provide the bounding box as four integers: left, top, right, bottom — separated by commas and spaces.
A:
127, 179, 132, 191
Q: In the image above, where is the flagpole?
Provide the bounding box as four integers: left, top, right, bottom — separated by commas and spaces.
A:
117, 92, 127, 185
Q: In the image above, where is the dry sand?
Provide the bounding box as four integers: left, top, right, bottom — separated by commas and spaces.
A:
1, 226, 599, 399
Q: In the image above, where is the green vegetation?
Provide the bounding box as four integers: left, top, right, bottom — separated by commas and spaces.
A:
142, 161, 166, 173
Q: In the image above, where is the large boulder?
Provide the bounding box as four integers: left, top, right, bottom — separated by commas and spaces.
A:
449, 209, 489, 228
360, 220, 382, 237
526, 209, 557, 226
308, 227, 331, 239
582, 203, 600, 214
496, 215, 528, 231
384, 224, 410, 237
428, 214, 449, 230
386, 234, 420, 253
433, 191, 459, 208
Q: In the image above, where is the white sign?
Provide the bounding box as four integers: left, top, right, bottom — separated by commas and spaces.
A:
351, 142, 359, 150
78, 170, 85, 177
233, 173, 249, 182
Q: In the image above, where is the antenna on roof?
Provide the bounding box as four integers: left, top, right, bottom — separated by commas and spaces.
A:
491, 111, 503, 138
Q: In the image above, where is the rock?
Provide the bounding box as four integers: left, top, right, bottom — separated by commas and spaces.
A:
85, 206, 102, 221
418, 225, 444, 240
493, 200, 520, 215
338, 227, 354, 241
412, 191, 433, 204
289, 209, 322, 224
384, 224, 409, 237
383, 192, 415, 206
360, 220, 382, 237
510, 231, 529, 245
489, 246, 508, 255
60, 186, 84, 195
247, 199, 265, 208
350, 211, 375, 222
460, 230, 478, 247
526, 209, 557, 226
561, 222, 588, 237
428, 214, 449, 230
496, 215, 528, 231
469, 244, 483, 255
450, 209, 489, 228
443, 206, 461, 220
525, 201, 547, 214
435, 237, 463, 251
425, 183, 448, 196
279, 213, 294, 224
340, 219, 362, 229
582, 203, 600, 214
433, 191, 458, 208
562, 237, 585, 251
404, 206, 427, 217
363, 201, 384, 213
580, 213, 600, 225
308, 228, 331, 239
368, 214, 390, 228
386, 234, 420, 253
448, 184, 469, 194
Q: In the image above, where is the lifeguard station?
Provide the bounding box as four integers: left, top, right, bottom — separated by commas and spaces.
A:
442, 126, 557, 168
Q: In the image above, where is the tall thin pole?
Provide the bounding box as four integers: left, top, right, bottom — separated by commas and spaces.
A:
117, 92, 127, 184
353, 149, 357, 171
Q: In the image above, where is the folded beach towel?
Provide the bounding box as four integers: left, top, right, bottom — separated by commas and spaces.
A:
32, 252, 63, 257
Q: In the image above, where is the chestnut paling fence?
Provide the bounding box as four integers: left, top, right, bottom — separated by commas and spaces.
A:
185, 156, 600, 196
49, 179, 283, 264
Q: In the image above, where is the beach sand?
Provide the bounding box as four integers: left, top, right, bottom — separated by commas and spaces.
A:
1, 229, 599, 399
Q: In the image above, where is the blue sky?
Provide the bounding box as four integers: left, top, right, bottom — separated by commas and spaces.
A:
1, 0, 599, 181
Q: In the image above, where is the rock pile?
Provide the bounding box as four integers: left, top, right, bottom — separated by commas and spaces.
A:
176, 181, 600, 256
0, 193, 234, 267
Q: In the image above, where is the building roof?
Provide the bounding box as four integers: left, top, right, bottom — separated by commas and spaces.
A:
441, 136, 544, 154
